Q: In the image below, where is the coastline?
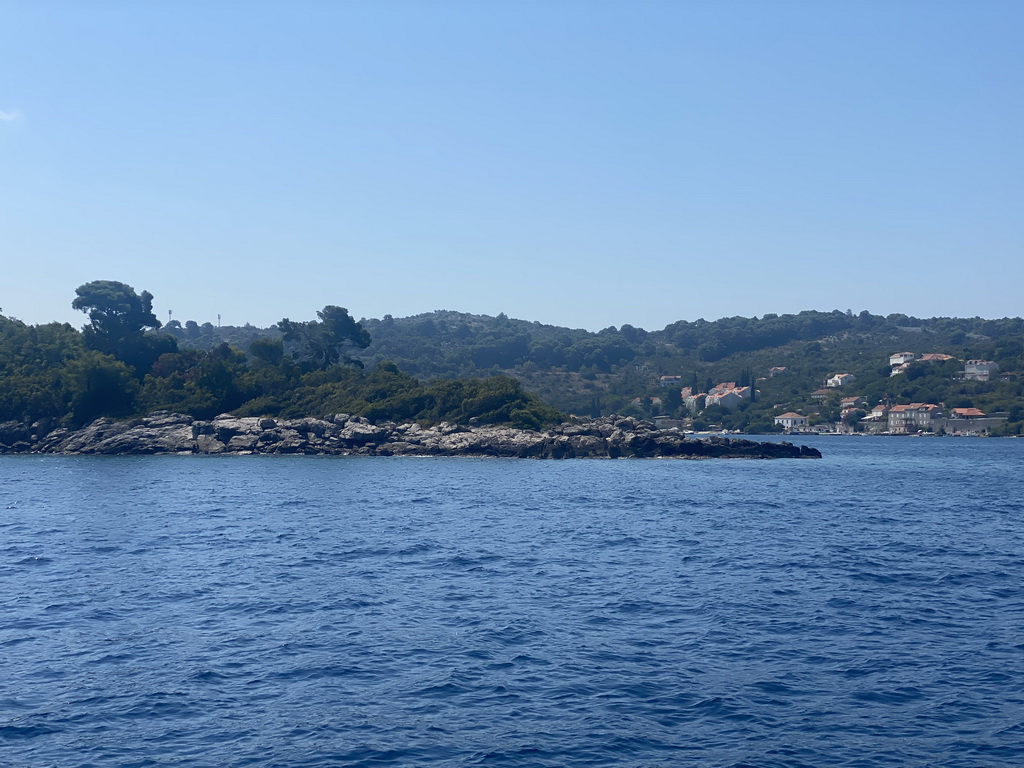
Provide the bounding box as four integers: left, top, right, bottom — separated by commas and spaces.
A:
0, 412, 821, 460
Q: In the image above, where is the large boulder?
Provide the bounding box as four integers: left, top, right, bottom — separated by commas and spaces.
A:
0, 421, 30, 448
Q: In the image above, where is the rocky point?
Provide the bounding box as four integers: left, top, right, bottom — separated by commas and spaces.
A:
0, 413, 822, 459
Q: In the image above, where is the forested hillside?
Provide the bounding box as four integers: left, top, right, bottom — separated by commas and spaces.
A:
5, 286, 1024, 435
347, 309, 1024, 432
0, 283, 562, 431
162, 307, 1024, 433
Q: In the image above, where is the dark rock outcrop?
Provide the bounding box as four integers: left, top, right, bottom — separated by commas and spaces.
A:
1, 412, 821, 459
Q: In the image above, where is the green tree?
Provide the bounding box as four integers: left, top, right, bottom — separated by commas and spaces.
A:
663, 385, 683, 415
72, 280, 176, 374
249, 337, 285, 367
279, 306, 371, 370
73, 280, 161, 347
63, 350, 139, 424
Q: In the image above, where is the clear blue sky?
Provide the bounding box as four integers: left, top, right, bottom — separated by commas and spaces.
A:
2, 0, 1021, 332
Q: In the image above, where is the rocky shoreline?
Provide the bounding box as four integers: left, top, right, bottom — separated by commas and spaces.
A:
0, 412, 821, 459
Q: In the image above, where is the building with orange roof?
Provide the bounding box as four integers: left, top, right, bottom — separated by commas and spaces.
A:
951, 407, 986, 418
887, 403, 943, 433
683, 392, 706, 412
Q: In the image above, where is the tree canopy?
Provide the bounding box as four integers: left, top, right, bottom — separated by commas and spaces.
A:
73, 280, 161, 344
279, 305, 371, 370
5, 283, 1024, 435
3, 285, 566, 430
72, 280, 176, 374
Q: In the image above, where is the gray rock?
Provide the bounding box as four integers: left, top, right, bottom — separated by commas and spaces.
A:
293, 418, 333, 437
0, 421, 30, 445
257, 430, 281, 445
227, 434, 259, 451
339, 422, 389, 444
195, 435, 227, 454
10, 412, 820, 460
144, 411, 192, 428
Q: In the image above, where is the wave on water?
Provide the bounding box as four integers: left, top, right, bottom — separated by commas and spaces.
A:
1, 440, 1023, 766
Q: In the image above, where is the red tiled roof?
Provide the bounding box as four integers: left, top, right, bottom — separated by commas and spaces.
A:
890, 403, 940, 412
952, 407, 985, 417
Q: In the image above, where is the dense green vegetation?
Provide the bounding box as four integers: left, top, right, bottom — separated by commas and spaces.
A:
347, 309, 1023, 433
4, 287, 1023, 434
0, 283, 562, 429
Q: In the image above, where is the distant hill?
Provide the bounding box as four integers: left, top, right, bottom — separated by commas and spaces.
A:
16, 282, 1020, 433
167, 309, 1024, 432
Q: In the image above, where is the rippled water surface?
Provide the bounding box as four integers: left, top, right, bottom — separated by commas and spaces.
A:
2, 437, 1024, 767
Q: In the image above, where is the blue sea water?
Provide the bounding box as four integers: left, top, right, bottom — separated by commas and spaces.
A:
1, 437, 1023, 767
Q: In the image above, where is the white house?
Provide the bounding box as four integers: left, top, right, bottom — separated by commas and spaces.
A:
683, 393, 706, 412
964, 360, 999, 382
726, 386, 753, 401
889, 352, 916, 367
774, 412, 808, 430
826, 373, 856, 388
708, 385, 755, 408
890, 362, 912, 377
859, 404, 890, 432
706, 390, 744, 409
860, 404, 889, 423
